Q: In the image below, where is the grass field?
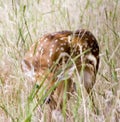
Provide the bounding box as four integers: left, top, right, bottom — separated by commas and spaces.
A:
0, 0, 120, 122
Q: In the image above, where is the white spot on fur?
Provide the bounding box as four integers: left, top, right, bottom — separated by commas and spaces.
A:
51, 44, 55, 47
60, 47, 64, 51
78, 44, 83, 62
39, 46, 42, 51
55, 39, 58, 43
44, 38, 48, 43
49, 51, 53, 57
47, 59, 50, 67
40, 48, 44, 55
60, 37, 64, 40
56, 48, 59, 52
68, 35, 71, 43
47, 59, 50, 63
60, 43, 67, 46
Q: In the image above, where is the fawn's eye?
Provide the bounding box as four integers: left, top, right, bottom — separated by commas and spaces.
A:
87, 53, 97, 68
86, 59, 93, 65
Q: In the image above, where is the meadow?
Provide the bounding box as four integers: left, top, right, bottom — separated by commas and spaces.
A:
0, 0, 120, 121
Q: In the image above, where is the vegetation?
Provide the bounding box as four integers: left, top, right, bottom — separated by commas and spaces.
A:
0, 0, 120, 121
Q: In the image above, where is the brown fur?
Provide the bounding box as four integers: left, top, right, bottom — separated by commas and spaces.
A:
21, 29, 99, 110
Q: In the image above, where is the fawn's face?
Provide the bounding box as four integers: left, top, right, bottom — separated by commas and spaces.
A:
71, 29, 99, 72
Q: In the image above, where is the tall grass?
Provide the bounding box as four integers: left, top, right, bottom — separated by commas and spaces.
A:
0, 0, 120, 122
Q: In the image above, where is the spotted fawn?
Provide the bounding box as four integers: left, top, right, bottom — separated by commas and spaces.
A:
21, 29, 99, 109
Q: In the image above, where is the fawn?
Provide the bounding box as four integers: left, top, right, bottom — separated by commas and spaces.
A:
21, 29, 99, 112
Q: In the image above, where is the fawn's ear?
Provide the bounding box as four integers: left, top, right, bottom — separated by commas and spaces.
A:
21, 59, 35, 80
21, 59, 31, 72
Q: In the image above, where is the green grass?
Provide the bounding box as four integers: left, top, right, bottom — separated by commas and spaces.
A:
0, 0, 120, 122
